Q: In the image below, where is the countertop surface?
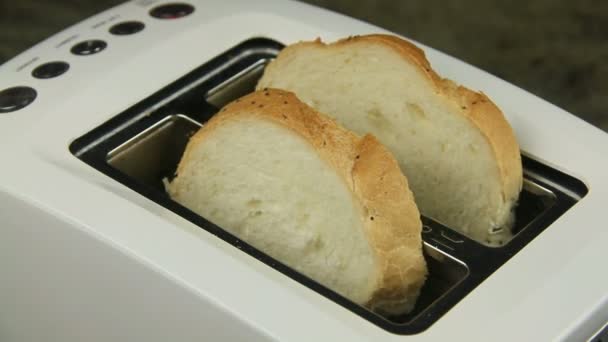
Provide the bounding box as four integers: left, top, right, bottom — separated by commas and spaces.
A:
1, 0, 605, 132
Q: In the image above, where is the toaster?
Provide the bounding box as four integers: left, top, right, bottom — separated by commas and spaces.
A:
1, 1, 607, 341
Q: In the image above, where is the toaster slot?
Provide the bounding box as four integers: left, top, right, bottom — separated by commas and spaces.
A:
206, 60, 268, 109
512, 179, 556, 235
107, 114, 200, 189
104, 112, 472, 329
69, 36, 588, 335
396, 243, 469, 323
470, 177, 558, 247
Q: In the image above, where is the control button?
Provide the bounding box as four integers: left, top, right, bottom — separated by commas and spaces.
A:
422, 225, 432, 234
149, 3, 195, 19
71, 40, 107, 56
32, 61, 70, 79
0, 86, 37, 113
109, 21, 145, 35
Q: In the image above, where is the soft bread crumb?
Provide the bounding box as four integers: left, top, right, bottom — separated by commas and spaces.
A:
257, 34, 523, 246
168, 89, 427, 314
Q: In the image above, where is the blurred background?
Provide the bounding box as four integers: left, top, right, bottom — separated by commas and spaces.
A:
0, 0, 605, 131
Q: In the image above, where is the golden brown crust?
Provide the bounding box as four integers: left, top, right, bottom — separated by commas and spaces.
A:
177, 89, 427, 313
269, 34, 523, 205
355, 34, 522, 202
179, 89, 359, 183
352, 134, 427, 314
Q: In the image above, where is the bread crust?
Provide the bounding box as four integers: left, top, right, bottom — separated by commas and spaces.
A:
262, 34, 523, 212
356, 34, 522, 205
176, 89, 427, 313
352, 134, 427, 314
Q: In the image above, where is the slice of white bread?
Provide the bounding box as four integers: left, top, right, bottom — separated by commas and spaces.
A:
167, 89, 427, 314
257, 34, 523, 246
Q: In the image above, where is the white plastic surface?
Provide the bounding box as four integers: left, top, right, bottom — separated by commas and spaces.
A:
0, 0, 607, 341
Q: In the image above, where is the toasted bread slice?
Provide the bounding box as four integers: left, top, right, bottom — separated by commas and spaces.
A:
168, 89, 427, 314
257, 34, 523, 245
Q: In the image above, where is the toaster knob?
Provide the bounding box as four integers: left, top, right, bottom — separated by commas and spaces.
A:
149, 3, 195, 19
71, 40, 107, 56
32, 61, 70, 79
0, 86, 37, 113
109, 21, 145, 35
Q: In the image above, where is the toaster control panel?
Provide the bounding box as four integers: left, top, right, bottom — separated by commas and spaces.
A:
0, 2, 197, 115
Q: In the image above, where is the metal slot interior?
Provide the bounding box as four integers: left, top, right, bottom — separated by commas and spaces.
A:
206, 60, 268, 108
513, 179, 556, 235
70, 37, 588, 335
107, 115, 199, 188
106, 113, 471, 325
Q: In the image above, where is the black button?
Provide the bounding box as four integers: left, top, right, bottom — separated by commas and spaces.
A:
71, 40, 107, 56
109, 21, 145, 35
32, 61, 70, 79
0, 86, 37, 113
150, 3, 194, 19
